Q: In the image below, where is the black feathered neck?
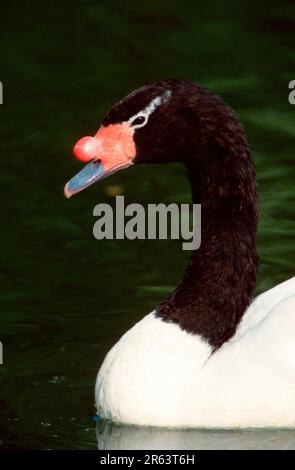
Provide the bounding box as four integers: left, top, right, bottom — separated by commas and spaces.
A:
105, 80, 259, 348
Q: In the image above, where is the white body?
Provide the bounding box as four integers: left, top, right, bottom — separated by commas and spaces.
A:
96, 277, 295, 428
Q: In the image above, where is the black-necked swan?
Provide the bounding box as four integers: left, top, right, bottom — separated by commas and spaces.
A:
64, 80, 295, 428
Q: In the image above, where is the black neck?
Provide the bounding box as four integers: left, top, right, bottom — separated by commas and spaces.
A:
156, 111, 259, 349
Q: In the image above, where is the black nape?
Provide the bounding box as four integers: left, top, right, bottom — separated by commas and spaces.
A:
152, 81, 259, 348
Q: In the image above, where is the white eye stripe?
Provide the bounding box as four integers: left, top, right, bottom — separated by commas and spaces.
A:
127, 90, 171, 129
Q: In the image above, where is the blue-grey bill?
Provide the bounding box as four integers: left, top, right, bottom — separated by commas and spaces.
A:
64, 160, 133, 198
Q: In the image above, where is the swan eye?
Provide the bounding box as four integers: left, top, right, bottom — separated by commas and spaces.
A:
130, 115, 147, 128
127, 91, 171, 129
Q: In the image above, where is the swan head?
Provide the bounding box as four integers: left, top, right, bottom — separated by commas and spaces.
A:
64, 80, 213, 197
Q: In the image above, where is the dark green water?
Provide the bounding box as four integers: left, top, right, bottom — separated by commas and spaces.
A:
0, 0, 294, 449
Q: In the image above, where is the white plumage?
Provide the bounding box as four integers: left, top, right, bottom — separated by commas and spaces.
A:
96, 277, 295, 428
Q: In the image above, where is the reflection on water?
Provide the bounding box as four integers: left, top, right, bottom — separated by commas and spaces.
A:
96, 421, 295, 450
1, 0, 295, 450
